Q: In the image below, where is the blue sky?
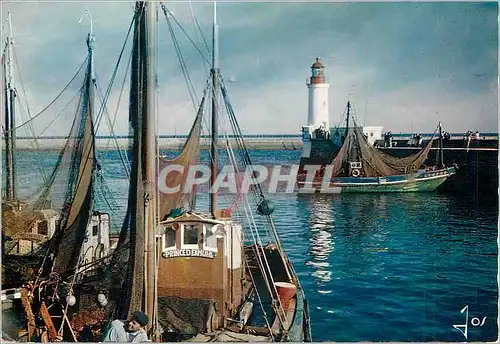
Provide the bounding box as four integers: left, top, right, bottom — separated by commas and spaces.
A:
1, 1, 498, 136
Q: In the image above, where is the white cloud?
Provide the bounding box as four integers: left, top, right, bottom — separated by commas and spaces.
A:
2, 1, 497, 137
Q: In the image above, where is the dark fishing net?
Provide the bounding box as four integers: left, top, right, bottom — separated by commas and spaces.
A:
2, 47, 98, 286
330, 117, 435, 177
108, 2, 147, 319
157, 297, 213, 336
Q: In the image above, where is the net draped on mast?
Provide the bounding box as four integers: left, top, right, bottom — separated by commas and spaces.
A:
330, 115, 436, 177
157, 84, 208, 221
2, 47, 98, 280
47, 56, 98, 277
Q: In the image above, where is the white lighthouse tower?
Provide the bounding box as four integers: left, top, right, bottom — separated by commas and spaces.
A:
301, 58, 330, 148
307, 58, 330, 131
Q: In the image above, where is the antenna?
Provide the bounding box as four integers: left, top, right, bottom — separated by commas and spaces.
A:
78, 10, 95, 81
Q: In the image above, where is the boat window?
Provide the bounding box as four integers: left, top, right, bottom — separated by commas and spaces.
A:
38, 221, 48, 236
92, 224, 99, 236
183, 224, 199, 245
165, 227, 176, 248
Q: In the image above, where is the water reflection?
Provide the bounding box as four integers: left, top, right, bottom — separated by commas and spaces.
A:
299, 195, 335, 293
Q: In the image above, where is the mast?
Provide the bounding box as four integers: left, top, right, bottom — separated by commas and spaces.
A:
345, 101, 351, 165
439, 121, 444, 168
4, 11, 16, 201
144, 0, 157, 333
210, 1, 219, 217
3, 33, 11, 201
346, 101, 350, 132
85, 10, 95, 84
85, 10, 95, 120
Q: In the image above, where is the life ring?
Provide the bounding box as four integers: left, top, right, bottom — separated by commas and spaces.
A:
351, 169, 360, 177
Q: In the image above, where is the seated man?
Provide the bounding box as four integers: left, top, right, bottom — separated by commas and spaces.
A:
102, 311, 149, 342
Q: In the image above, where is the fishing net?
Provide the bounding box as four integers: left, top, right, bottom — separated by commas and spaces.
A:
330, 117, 435, 177
3, 2, 299, 341
2, 39, 98, 285
108, 4, 208, 326
157, 90, 206, 221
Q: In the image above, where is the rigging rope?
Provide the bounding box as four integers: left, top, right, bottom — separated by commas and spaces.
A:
218, 85, 290, 333
95, 83, 131, 180
162, 3, 200, 111
11, 47, 49, 184
93, 9, 136, 136
83, 9, 137, 187
34, 88, 83, 139
222, 129, 276, 335
33, 7, 136, 283
159, 2, 211, 66
18, 85, 84, 203
2, 57, 88, 134
105, 50, 132, 152
188, 2, 211, 58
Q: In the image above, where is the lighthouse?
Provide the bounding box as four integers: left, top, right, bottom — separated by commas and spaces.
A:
300, 58, 334, 165
307, 57, 330, 132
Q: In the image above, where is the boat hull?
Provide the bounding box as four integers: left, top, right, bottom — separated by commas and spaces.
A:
297, 167, 455, 193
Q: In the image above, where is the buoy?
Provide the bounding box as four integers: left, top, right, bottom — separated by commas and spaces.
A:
97, 293, 106, 303
351, 169, 360, 177
66, 295, 76, 306
274, 282, 297, 312
257, 199, 275, 216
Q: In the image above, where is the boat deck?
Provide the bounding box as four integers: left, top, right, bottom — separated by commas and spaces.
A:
190, 329, 271, 342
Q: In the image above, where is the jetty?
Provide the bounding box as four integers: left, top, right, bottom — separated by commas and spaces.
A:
8, 134, 303, 151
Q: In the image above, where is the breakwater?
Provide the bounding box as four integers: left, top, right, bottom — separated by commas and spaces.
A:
5, 135, 304, 151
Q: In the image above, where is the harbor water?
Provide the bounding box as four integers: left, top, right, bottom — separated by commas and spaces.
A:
4, 149, 498, 342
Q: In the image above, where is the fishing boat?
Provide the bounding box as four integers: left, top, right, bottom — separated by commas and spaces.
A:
1, 10, 110, 288
9, 1, 311, 342
297, 101, 456, 193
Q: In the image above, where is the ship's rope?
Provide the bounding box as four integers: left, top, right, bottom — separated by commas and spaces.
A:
219, 77, 292, 333
96, 83, 131, 180
77, 11, 137, 217
103, 51, 133, 153
222, 131, 275, 337
220, 76, 289, 251
161, 3, 201, 112
242, 261, 274, 340
161, 1, 219, 193
241, 194, 289, 332
92, 13, 135, 137
160, 2, 211, 66
16, 87, 83, 202
12, 46, 49, 183
2, 57, 88, 134
221, 122, 289, 332
162, 4, 237, 214
188, 2, 211, 59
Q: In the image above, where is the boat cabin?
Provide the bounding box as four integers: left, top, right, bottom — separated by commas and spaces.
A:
156, 210, 244, 333
2, 202, 110, 266
77, 211, 111, 277
2, 201, 59, 255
